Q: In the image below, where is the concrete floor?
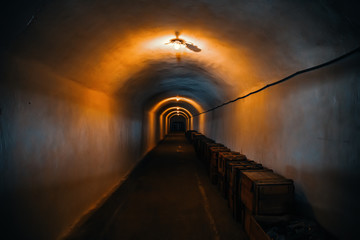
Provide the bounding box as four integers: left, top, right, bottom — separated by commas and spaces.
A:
66, 133, 247, 240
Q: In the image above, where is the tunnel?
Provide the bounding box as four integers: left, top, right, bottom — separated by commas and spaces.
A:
0, 0, 360, 239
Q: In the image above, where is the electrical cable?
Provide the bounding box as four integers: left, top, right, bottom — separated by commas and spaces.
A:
192, 46, 360, 117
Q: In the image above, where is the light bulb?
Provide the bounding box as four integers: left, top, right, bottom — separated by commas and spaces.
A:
173, 42, 181, 50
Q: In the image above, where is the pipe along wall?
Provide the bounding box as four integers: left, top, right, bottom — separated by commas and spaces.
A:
1, 0, 360, 239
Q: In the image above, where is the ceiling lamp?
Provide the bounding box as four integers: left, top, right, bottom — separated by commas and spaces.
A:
165, 31, 201, 52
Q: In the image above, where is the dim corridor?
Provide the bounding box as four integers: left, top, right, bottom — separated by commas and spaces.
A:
66, 133, 247, 240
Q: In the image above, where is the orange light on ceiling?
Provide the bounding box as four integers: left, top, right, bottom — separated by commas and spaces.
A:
165, 110, 190, 118
159, 106, 192, 125
151, 96, 204, 137
160, 106, 192, 117
166, 111, 188, 120
150, 96, 204, 114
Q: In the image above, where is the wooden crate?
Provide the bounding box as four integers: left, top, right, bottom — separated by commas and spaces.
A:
222, 155, 248, 179
234, 168, 274, 221
227, 161, 263, 197
217, 154, 244, 198
185, 130, 197, 141
208, 147, 230, 184
199, 140, 215, 162
218, 174, 225, 195
196, 136, 213, 158
227, 161, 262, 188
192, 134, 205, 152
209, 147, 230, 168
243, 208, 271, 240
218, 152, 242, 176
240, 171, 294, 215
229, 165, 267, 220
217, 154, 247, 199
190, 132, 202, 143
198, 136, 211, 153
228, 163, 262, 201
202, 143, 223, 173
243, 206, 333, 240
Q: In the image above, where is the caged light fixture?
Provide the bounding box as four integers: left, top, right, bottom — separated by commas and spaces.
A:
165, 31, 201, 52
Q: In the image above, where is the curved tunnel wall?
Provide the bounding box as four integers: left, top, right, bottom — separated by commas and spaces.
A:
199, 51, 360, 239
1, 0, 360, 239
0, 61, 145, 239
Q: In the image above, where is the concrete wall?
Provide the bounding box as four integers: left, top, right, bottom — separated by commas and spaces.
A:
1, 1, 359, 239
201, 51, 360, 239
0, 58, 145, 239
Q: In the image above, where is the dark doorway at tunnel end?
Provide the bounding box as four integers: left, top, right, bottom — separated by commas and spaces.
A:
170, 121, 185, 132
170, 115, 186, 132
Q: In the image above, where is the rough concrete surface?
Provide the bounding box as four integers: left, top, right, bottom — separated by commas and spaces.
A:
1, 1, 360, 239
65, 133, 247, 240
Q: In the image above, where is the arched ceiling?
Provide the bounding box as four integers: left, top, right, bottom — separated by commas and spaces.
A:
167, 111, 189, 119
158, 103, 198, 117
4, 0, 360, 115
162, 106, 192, 115
169, 115, 186, 121
118, 61, 228, 111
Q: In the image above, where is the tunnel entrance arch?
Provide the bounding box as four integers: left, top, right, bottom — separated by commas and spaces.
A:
166, 111, 189, 133
144, 96, 206, 151
162, 107, 192, 135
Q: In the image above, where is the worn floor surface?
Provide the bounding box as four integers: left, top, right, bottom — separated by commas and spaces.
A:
66, 133, 247, 240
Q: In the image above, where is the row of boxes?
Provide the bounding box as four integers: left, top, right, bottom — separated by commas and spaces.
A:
186, 130, 296, 240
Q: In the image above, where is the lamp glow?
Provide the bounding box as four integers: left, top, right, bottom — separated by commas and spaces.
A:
174, 42, 181, 50
165, 32, 201, 52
